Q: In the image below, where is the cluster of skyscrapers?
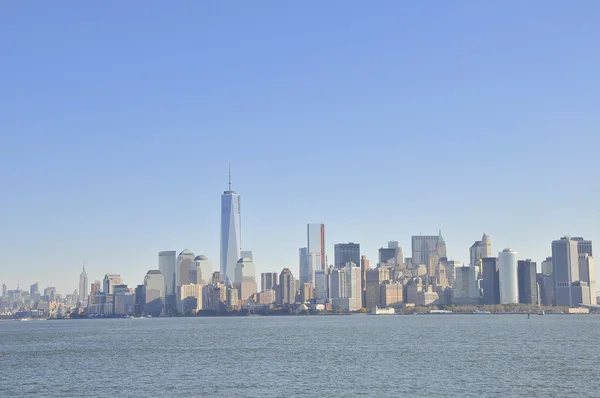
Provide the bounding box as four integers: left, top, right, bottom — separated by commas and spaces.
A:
1, 168, 596, 318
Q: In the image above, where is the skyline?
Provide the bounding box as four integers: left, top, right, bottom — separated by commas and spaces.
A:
2, 2, 600, 292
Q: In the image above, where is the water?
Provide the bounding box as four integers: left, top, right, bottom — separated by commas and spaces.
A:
1, 315, 599, 397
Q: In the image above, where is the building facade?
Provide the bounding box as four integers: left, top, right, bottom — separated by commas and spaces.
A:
334, 243, 360, 269
517, 259, 538, 305
220, 168, 241, 284
307, 223, 326, 270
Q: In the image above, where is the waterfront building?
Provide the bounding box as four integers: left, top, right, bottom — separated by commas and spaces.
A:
537, 274, 555, 306
278, 268, 295, 306
481, 257, 500, 305
365, 267, 390, 309
329, 268, 347, 300
300, 283, 313, 303
256, 290, 276, 305
227, 285, 239, 310
452, 266, 479, 305
517, 259, 538, 305
260, 272, 278, 292
307, 223, 326, 271
314, 270, 328, 300
143, 270, 164, 316
158, 250, 177, 296
193, 255, 213, 285
103, 275, 122, 295
380, 281, 403, 308
220, 165, 241, 284
552, 237, 581, 307
334, 243, 360, 269
78, 265, 88, 306
178, 284, 203, 314
345, 262, 362, 311
498, 249, 519, 304
469, 233, 492, 266
114, 289, 135, 316
578, 254, 596, 305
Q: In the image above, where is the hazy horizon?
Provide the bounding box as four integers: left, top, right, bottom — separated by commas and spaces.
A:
2, 2, 600, 293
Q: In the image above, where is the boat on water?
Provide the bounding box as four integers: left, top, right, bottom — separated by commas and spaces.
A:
473, 310, 491, 315
429, 310, 453, 314
538, 310, 545, 315
369, 307, 395, 315
145, 315, 153, 318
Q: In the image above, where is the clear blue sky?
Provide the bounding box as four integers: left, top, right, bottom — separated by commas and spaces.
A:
2, 1, 599, 294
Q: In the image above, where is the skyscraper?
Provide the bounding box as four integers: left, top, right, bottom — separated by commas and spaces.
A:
578, 253, 596, 305
307, 223, 326, 270
541, 257, 553, 275
260, 272, 278, 292
298, 247, 311, 286
552, 237, 581, 307
572, 237, 592, 256
345, 263, 362, 311
144, 270, 165, 316
278, 268, 295, 306
481, 257, 500, 305
517, 259, 538, 305
365, 267, 390, 309
470, 233, 492, 266
30, 282, 39, 299
103, 274, 122, 295
221, 164, 241, 284
334, 243, 360, 269
411, 231, 446, 266
78, 265, 88, 305
193, 255, 213, 285
498, 249, 519, 304
176, 249, 195, 287
158, 251, 177, 296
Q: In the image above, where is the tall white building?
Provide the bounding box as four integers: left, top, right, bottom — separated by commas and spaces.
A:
144, 270, 165, 316
235, 257, 256, 284
159, 251, 177, 296
221, 165, 241, 284
78, 264, 88, 306
498, 249, 519, 304
176, 249, 195, 287
193, 255, 213, 285
345, 262, 362, 311
178, 283, 203, 314
578, 254, 596, 305
307, 223, 326, 271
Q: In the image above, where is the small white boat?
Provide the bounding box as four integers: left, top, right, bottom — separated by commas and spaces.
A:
538, 310, 545, 315
473, 310, 491, 315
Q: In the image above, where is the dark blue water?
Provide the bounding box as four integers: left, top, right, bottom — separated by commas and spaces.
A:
1, 315, 599, 397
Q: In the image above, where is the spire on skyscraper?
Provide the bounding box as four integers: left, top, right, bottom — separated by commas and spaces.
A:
228, 160, 232, 192
438, 229, 445, 244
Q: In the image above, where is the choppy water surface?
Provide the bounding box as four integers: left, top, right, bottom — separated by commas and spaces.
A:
1, 315, 599, 397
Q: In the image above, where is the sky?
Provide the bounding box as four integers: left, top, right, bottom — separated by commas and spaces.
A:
1, 1, 600, 294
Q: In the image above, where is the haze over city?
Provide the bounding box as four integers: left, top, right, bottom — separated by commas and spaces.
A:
2, 2, 600, 293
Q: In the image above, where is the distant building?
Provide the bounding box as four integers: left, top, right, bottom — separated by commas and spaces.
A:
235, 258, 257, 302
360, 256, 370, 304
329, 268, 346, 300
227, 285, 239, 310
411, 231, 446, 266
176, 249, 195, 287
541, 257, 553, 275
552, 237, 582, 307
158, 250, 177, 297
334, 243, 360, 269
517, 259, 538, 305
260, 272, 278, 292
300, 283, 313, 303
470, 233, 492, 266
380, 281, 403, 308
314, 270, 328, 300
307, 223, 326, 270
498, 249, 519, 304
578, 254, 596, 305
103, 275, 122, 295
572, 237, 592, 256
298, 247, 311, 286
481, 257, 500, 305
345, 263, 362, 311
221, 166, 242, 284
90, 281, 101, 296
192, 255, 213, 285
178, 284, 202, 314
78, 265, 88, 305
143, 270, 164, 316
365, 268, 389, 309
379, 247, 396, 265
278, 268, 295, 306
452, 266, 479, 304
537, 274, 555, 306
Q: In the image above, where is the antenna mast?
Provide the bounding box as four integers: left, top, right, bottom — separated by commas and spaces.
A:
228, 161, 232, 191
